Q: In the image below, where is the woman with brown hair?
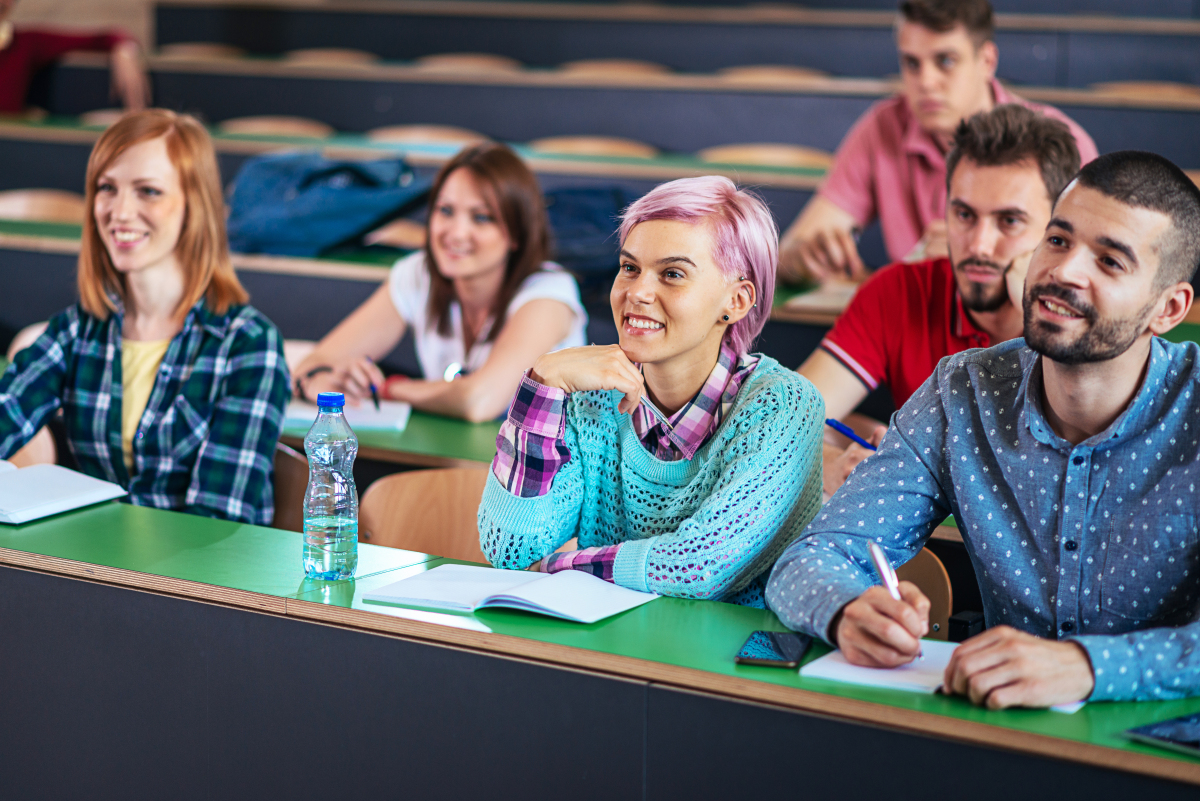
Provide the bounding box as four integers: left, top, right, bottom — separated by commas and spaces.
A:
0, 109, 290, 524
296, 142, 586, 422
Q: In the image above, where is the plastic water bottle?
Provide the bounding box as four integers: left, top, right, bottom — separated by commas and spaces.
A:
303, 392, 359, 579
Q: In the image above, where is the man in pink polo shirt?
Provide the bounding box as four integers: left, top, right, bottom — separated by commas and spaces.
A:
778, 0, 1098, 284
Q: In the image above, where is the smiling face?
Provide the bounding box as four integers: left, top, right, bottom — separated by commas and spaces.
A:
93, 135, 187, 278
897, 21, 996, 139
948, 157, 1053, 312
611, 219, 741, 368
428, 167, 511, 282
1023, 183, 1173, 365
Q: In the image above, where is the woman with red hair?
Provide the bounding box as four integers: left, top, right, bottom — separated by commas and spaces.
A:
0, 109, 289, 524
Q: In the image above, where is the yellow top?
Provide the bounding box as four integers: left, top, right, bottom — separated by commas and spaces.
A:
121, 338, 172, 472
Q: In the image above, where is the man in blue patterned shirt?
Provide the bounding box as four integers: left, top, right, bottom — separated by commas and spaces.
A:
767, 151, 1200, 708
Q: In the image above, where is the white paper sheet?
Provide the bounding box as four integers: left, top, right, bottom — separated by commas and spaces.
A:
361, 603, 493, 632
286, 399, 412, 431
801, 639, 1084, 713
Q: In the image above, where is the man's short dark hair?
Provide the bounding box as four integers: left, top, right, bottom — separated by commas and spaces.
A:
1074, 151, 1200, 288
945, 104, 1081, 203
899, 0, 994, 47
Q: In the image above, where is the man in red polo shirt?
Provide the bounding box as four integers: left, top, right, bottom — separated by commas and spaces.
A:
778, 0, 1097, 284
802, 103, 1081, 494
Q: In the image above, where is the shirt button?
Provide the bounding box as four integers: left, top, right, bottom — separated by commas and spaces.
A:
1072, 456, 1084, 466
1061, 621, 1075, 633
1065, 540, 1078, 551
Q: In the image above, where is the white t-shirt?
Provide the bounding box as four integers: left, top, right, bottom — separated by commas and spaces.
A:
388, 252, 588, 380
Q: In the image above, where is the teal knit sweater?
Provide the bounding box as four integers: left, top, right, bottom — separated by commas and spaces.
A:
478, 356, 824, 604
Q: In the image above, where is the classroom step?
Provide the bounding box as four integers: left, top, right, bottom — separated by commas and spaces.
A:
31, 55, 1200, 169
154, 1, 1200, 87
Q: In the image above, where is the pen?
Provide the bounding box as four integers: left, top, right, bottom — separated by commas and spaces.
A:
825, 418, 877, 451
868, 541, 922, 658
366, 357, 381, 411
639, 395, 674, 430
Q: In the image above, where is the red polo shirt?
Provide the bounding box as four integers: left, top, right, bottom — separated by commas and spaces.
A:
820, 257, 990, 409
0, 28, 129, 113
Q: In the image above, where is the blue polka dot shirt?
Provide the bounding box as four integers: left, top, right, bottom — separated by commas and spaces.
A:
767, 337, 1200, 702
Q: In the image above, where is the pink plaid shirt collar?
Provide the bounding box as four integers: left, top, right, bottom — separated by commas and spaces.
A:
632, 344, 760, 461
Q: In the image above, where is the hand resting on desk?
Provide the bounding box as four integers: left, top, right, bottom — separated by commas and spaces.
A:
833, 583, 930, 668
943, 625, 1094, 710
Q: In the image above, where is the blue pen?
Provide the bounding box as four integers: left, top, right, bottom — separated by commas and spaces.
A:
825, 418, 877, 451
365, 357, 381, 411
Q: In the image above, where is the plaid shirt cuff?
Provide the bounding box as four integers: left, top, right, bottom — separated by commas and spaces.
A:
491, 371, 572, 498
541, 544, 623, 582
510, 372, 568, 438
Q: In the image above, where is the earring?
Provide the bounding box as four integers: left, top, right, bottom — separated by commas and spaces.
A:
723, 315, 730, 322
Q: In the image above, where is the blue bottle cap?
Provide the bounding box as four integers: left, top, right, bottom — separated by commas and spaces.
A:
316, 392, 345, 408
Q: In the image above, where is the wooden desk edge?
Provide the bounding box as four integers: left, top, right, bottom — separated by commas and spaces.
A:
283, 595, 1200, 786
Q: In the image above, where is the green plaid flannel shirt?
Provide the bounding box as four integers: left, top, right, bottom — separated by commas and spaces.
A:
0, 299, 290, 524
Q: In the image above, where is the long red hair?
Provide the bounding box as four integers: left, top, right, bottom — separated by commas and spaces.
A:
78, 109, 248, 321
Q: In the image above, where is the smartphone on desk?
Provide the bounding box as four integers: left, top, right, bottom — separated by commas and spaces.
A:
1126, 713, 1200, 758
735, 631, 812, 668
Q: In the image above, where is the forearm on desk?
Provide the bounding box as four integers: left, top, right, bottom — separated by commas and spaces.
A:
389, 373, 513, 424
1073, 622, 1200, 702
767, 416, 949, 639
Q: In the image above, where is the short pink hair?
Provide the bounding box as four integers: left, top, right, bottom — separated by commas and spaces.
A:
617, 176, 777, 355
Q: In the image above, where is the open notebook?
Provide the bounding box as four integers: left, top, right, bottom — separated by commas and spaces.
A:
0, 462, 127, 524
286, 399, 411, 431
801, 639, 1084, 713
362, 563, 659, 624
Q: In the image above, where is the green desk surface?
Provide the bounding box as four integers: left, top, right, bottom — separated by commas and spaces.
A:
290, 556, 1200, 768
0, 218, 80, 240
283, 412, 501, 465
0, 502, 433, 606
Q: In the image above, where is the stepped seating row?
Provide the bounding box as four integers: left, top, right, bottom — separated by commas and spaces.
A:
154, 0, 1200, 87
30, 53, 1200, 168
410, 0, 1200, 15
0, 111, 869, 255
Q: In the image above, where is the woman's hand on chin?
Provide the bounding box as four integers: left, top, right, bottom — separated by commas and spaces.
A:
530, 345, 646, 414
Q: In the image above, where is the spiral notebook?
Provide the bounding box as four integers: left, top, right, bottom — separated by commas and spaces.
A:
362, 563, 658, 624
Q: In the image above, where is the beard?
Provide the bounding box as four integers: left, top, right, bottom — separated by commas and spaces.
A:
1023, 282, 1154, 365
954, 256, 1012, 313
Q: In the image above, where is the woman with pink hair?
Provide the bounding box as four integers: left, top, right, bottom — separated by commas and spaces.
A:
478, 176, 824, 606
